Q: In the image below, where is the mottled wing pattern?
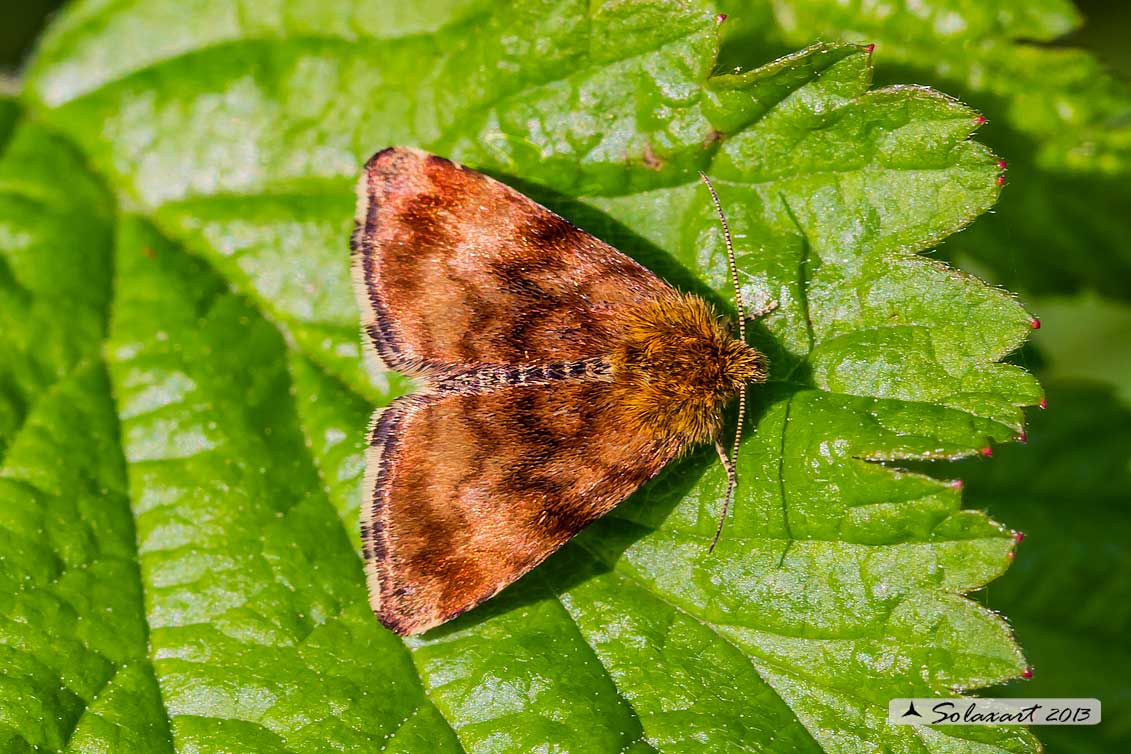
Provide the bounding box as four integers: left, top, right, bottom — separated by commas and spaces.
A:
350, 146, 672, 374
363, 382, 685, 635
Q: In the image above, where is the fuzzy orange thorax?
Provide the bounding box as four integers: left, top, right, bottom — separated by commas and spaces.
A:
610, 294, 768, 446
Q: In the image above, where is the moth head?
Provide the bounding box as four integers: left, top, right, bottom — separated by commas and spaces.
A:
716, 330, 768, 392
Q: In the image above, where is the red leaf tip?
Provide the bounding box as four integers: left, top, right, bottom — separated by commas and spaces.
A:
1022, 667, 1034, 679
980, 446, 993, 458
949, 478, 964, 490
998, 160, 1008, 169
1030, 317, 1041, 330
996, 175, 1006, 186
1014, 531, 1025, 543
974, 115, 987, 125
714, 13, 727, 23
1018, 429, 1028, 444
1039, 397, 1048, 410
865, 43, 876, 53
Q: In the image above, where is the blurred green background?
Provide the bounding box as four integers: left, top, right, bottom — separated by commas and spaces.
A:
4, 1, 1129, 752
1, 1, 64, 70
1065, 0, 1131, 76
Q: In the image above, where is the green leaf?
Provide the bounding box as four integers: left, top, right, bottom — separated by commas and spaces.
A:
713, 0, 1131, 301
6, 1, 1043, 751
957, 382, 1131, 754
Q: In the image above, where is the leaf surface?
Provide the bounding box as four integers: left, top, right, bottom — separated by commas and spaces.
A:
714, 0, 1131, 300
5, 2, 1043, 751
0, 110, 172, 754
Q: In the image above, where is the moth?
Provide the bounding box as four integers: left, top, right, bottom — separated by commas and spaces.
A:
351, 147, 776, 635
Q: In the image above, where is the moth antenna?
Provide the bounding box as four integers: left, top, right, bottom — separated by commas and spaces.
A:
698, 171, 747, 343
710, 438, 737, 552
700, 171, 748, 553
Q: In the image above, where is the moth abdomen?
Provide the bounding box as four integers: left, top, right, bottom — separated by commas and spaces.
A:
431, 356, 613, 395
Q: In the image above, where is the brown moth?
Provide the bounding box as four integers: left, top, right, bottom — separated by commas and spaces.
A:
351, 147, 775, 636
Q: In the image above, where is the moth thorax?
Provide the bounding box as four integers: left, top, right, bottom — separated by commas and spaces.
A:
612, 294, 768, 445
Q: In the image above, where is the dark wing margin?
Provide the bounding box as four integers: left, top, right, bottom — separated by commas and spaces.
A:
350, 146, 673, 375
360, 382, 685, 636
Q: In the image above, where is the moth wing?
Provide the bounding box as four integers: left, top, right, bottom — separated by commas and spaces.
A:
362, 381, 684, 636
351, 146, 673, 373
